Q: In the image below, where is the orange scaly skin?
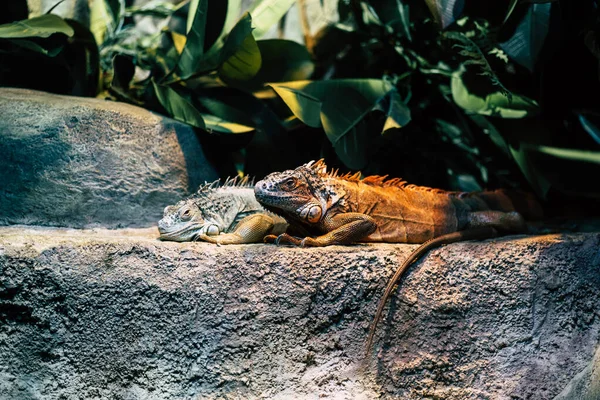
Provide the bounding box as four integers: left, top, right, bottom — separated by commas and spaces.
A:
254, 159, 542, 357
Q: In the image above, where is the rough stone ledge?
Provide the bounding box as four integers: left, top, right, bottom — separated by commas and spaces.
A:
0, 226, 599, 399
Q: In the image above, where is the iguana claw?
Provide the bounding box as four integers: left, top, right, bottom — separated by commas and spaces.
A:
264, 233, 306, 246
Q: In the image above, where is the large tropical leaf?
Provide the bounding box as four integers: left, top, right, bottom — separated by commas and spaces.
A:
216, 12, 254, 65
195, 86, 283, 146
320, 88, 376, 169
320, 87, 375, 144
332, 118, 373, 170
269, 79, 410, 141
176, 0, 208, 78
451, 71, 539, 118
499, 3, 551, 71
152, 80, 206, 128
248, 0, 297, 39
253, 39, 314, 83
198, 12, 254, 73
0, 14, 74, 39
269, 85, 322, 128
218, 33, 262, 83
201, 114, 255, 134
380, 90, 412, 133
200, 0, 243, 56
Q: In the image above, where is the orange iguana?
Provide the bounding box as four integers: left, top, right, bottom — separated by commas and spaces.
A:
253, 159, 542, 355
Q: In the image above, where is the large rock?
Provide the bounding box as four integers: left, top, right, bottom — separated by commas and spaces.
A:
0, 226, 599, 399
0, 88, 218, 228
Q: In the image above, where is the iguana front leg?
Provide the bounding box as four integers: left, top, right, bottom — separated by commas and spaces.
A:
265, 212, 377, 247
198, 214, 277, 245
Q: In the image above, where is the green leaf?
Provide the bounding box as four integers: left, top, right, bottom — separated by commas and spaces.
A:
321, 87, 374, 145
333, 118, 372, 170
197, 12, 254, 73
9, 38, 63, 55
201, 113, 255, 134
176, 0, 208, 79
0, 14, 74, 39
186, 0, 202, 34
269, 85, 322, 128
577, 112, 600, 145
105, 0, 125, 27
503, 0, 520, 24
218, 33, 262, 83
380, 90, 411, 133
89, 0, 111, 44
152, 80, 206, 129
320, 88, 375, 170
195, 86, 282, 142
201, 0, 242, 55
196, 94, 255, 127
524, 145, 600, 164
499, 3, 551, 71
269, 79, 408, 140
216, 12, 253, 65
451, 71, 539, 118
509, 143, 551, 198
252, 39, 314, 83
270, 79, 395, 106
248, 0, 297, 39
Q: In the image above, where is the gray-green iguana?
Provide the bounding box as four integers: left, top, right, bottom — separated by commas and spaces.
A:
158, 176, 288, 244
253, 159, 542, 355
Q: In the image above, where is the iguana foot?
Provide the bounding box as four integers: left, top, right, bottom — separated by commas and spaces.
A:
264, 233, 306, 246
264, 234, 327, 247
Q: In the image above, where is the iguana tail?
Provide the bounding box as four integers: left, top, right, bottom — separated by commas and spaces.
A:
364, 226, 499, 359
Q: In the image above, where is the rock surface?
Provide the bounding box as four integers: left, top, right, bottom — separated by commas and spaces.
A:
0, 88, 217, 229
0, 226, 599, 399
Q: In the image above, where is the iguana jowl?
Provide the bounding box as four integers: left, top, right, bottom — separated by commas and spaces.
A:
158, 176, 287, 244
254, 159, 542, 354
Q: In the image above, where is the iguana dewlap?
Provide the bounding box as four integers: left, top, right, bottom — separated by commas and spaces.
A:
158, 176, 287, 244
254, 159, 541, 247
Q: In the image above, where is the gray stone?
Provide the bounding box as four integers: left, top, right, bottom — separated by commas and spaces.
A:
0, 226, 599, 399
0, 88, 218, 229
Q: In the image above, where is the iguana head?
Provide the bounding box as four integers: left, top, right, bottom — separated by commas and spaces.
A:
158, 198, 221, 242
254, 160, 344, 226
158, 178, 248, 242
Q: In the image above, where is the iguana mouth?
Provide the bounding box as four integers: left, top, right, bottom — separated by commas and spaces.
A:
158, 223, 203, 242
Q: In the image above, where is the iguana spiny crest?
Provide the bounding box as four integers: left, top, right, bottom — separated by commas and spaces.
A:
158, 176, 257, 242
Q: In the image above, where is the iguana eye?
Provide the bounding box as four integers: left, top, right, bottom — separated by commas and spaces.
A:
181, 208, 192, 220
280, 178, 298, 191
